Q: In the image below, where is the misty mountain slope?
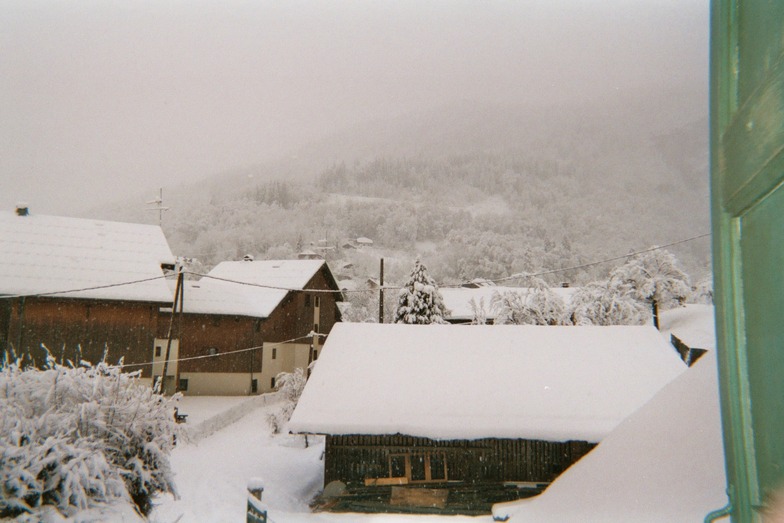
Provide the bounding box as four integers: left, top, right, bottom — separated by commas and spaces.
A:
91, 91, 710, 284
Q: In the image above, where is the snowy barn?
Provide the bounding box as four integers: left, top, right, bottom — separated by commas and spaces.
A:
162, 259, 342, 396
0, 208, 175, 370
288, 322, 686, 514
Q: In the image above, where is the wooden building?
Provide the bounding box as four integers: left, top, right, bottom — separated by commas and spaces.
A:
289, 323, 686, 514
0, 207, 175, 370
160, 259, 342, 396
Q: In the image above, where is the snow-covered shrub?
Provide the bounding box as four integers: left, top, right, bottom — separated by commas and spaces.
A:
490, 278, 570, 326
568, 281, 648, 326
394, 258, 448, 324
469, 297, 488, 325
609, 248, 691, 328
267, 367, 308, 434
688, 274, 713, 304
0, 357, 179, 518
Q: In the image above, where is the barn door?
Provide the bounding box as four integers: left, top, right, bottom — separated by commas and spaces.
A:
711, 2, 784, 520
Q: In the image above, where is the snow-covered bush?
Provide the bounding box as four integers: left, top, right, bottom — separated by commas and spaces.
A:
490, 278, 570, 326
688, 274, 713, 304
469, 297, 488, 325
268, 367, 308, 434
0, 357, 179, 518
568, 281, 648, 326
609, 248, 691, 328
394, 258, 448, 324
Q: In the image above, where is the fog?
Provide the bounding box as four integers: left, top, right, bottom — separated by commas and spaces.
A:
1, 0, 708, 215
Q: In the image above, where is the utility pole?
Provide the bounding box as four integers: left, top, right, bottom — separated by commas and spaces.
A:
379, 258, 384, 323
145, 188, 170, 227
158, 266, 183, 394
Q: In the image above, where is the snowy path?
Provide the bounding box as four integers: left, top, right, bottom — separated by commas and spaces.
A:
150, 396, 491, 523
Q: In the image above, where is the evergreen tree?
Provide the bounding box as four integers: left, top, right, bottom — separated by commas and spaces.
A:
609, 248, 691, 329
394, 259, 448, 324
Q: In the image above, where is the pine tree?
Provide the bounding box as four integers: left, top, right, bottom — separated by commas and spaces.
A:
394, 259, 448, 324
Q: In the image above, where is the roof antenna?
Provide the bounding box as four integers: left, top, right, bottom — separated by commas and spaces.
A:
145, 188, 170, 227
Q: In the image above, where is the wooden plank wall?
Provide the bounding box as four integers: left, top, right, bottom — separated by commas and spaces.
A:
325, 434, 595, 486
3, 297, 159, 373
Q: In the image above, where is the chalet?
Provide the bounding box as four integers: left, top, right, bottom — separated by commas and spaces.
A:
0, 207, 175, 370
440, 286, 577, 324
157, 259, 342, 396
289, 323, 685, 515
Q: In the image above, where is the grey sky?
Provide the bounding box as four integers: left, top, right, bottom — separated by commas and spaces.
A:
1, 0, 708, 215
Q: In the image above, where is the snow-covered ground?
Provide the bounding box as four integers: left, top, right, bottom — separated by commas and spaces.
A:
150, 397, 488, 523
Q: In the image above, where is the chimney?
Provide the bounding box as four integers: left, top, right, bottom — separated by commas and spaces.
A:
15, 203, 29, 216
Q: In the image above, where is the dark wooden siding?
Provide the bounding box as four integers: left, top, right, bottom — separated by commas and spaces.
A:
166, 314, 263, 374
157, 264, 341, 376
324, 434, 595, 486
3, 297, 159, 375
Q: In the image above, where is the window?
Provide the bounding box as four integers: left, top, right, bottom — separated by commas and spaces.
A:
429, 453, 446, 481
410, 454, 426, 481
315, 296, 320, 307
389, 455, 406, 478
387, 452, 447, 483
312, 350, 318, 360
155, 345, 162, 357
305, 294, 311, 307
251, 379, 258, 393
272, 348, 277, 360
314, 323, 319, 333
270, 377, 276, 389
178, 378, 189, 391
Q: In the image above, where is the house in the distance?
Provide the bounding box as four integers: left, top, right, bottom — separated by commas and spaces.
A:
440, 285, 577, 324
158, 259, 342, 396
289, 323, 685, 515
0, 206, 175, 370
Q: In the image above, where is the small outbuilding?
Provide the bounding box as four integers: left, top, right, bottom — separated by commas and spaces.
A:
289, 323, 686, 515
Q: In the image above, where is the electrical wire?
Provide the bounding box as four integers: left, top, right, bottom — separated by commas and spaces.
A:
0, 275, 169, 300
121, 332, 324, 370
0, 232, 710, 299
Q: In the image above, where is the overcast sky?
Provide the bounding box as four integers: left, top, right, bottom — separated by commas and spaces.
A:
1, 0, 708, 215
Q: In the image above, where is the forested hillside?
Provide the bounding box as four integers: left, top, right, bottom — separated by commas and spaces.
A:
93, 93, 710, 287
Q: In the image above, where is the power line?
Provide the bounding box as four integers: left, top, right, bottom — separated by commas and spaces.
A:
121, 333, 323, 370
0, 232, 710, 299
0, 275, 169, 300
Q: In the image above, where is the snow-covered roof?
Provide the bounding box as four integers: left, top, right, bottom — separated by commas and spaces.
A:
289, 323, 685, 442
494, 343, 725, 522
177, 260, 328, 318
0, 211, 174, 303
659, 304, 715, 349
440, 286, 577, 321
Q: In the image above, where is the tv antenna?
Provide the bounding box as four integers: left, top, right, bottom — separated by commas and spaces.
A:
145, 188, 170, 226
